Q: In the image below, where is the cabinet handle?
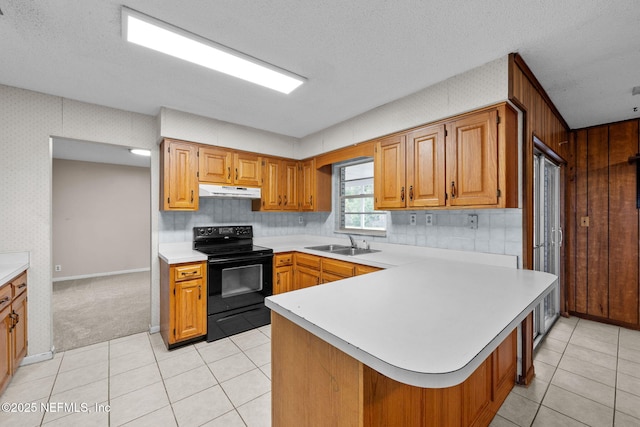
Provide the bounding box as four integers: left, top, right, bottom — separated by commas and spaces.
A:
284, 195, 288, 206
183, 270, 198, 276
401, 186, 405, 202
310, 195, 313, 206
0, 296, 9, 306
277, 272, 280, 285
235, 168, 238, 181
278, 195, 282, 206
451, 181, 456, 198
228, 167, 231, 179
409, 185, 414, 201
17, 283, 26, 289
198, 285, 201, 300
191, 190, 194, 202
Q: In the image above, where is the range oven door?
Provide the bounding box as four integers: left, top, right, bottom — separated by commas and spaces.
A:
207, 252, 273, 315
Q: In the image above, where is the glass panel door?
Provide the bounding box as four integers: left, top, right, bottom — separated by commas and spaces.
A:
533, 152, 561, 346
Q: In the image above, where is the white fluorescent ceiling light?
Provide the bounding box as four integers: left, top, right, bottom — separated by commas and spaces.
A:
122, 7, 305, 94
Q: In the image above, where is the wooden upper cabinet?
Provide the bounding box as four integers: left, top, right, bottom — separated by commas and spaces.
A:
234, 152, 262, 187
282, 160, 299, 211
374, 134, 406, 209
199, 146, 232, 184
161, 139, 199, 211
259, 157, 283, 210
373, 103, 517, 210
300, 159, 332, 212
407, 124, 446, 208
446, 109, 498, 206
199, 147, 261, 187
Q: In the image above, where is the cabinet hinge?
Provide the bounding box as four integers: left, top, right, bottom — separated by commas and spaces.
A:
261, 160, 265, 166
445, 129, 448, 137
197, 171, 199, 178
496, 115, 501, 124
167, 146, 170, 153
497, 189, 501, 197
167, 197, 170, 204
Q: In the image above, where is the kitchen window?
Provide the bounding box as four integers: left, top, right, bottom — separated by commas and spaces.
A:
338, 160, 387, 234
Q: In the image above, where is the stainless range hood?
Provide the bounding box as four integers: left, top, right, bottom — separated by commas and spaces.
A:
199, 184, 261, 199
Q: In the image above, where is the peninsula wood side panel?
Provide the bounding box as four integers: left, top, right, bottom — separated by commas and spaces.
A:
272, 312, 517, 427
569, 119, 640, 329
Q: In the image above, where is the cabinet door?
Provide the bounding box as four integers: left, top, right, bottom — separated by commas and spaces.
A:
407, 125, 446, 207
199, 147, 233, 184
299, 159, 315, 211
295, 266, 321, 289
374, 134, 406, 209
234, 152, 262, 187
174, 279, 206, 342
282, 160, 299, 211
274, 265, 293, 294
446, 110, 498, 206
164, 140, 199, 210
11, 292, 27, 372
261, 158, 282, 210
0, 306, 11, 394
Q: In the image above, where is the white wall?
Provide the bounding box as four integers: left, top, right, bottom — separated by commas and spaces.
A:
296, 56, 509, 158
52, 159, 151, 280
0, 84, 158, 358
159, 107, 298, 157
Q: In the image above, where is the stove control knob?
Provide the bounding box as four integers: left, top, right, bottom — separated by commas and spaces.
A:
207, 228, 213, 235
198, 228, 206, 235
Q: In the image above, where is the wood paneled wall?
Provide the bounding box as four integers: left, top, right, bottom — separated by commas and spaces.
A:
567, 120, 640, 328
508, 53, 570, 385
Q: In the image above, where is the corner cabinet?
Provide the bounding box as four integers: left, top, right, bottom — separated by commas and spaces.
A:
160, 139, 199, 211
160, 260, 207, 349
374, 103, 517, 210
0, 271, 28, 396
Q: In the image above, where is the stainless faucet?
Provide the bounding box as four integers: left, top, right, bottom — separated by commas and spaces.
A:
348, 234, 356, 248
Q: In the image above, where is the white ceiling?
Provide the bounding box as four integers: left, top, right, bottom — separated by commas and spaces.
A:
1, 1, 639, 139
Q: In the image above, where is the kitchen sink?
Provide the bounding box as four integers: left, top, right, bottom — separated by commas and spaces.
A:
330, 247, 380, 256
305, 244, 352, 252
305, 244, 380, 256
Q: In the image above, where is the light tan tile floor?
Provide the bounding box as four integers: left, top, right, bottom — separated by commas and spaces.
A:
492, 317, 640, 426
2, 317, 640, 426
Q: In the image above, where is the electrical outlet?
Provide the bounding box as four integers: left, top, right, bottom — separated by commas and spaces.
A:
55, 265, 62, 272
468, 214, 478, 230
409, 213, 417, 226
298, 216, 304, 224
425, 214, 433, 226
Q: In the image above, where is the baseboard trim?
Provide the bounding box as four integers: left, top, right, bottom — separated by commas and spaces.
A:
149, 325, 160, 334
21, 349, 55, 366
53, 267, 150, 283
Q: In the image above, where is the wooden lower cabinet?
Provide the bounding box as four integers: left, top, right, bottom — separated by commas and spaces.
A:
0, 270, 28, 396
278, 252, 383, 293
160, 260, 207, 349
272, 312, 517, 427
273, 253, 294, 295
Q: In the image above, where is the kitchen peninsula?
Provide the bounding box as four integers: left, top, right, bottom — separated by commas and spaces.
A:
264, 241, 556, 426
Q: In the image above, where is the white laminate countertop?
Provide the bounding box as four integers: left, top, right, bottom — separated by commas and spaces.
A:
262, 240, 556, 389
0, 252, 30, 285
158, 242, 207, 264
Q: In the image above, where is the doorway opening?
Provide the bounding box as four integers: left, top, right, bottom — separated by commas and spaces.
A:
51, 137, 151, 351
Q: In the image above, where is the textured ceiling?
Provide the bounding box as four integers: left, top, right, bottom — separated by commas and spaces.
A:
1, 0, 639, 138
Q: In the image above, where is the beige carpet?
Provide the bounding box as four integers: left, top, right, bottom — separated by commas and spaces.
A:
53, 271, 150, 351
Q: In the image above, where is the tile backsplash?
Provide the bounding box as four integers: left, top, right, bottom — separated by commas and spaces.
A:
159, 199, 523, 265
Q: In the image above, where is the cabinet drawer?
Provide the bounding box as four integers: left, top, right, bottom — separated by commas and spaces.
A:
295, 253, 321, 270
11, 272, 27, 298
322, 258, 354, 277
355, 264, 382, 276
0, 285, 11, 312
274, 253, 293, 267
174, 264, 204, 281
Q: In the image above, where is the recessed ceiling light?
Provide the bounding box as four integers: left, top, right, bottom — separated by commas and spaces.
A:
122, 7, 305, 94
129, 148, 151, 157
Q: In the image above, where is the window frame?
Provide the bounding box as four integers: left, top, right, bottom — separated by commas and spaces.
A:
336, 159, 387, 237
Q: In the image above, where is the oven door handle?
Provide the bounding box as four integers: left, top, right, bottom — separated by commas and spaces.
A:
209, 253, 273, 264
